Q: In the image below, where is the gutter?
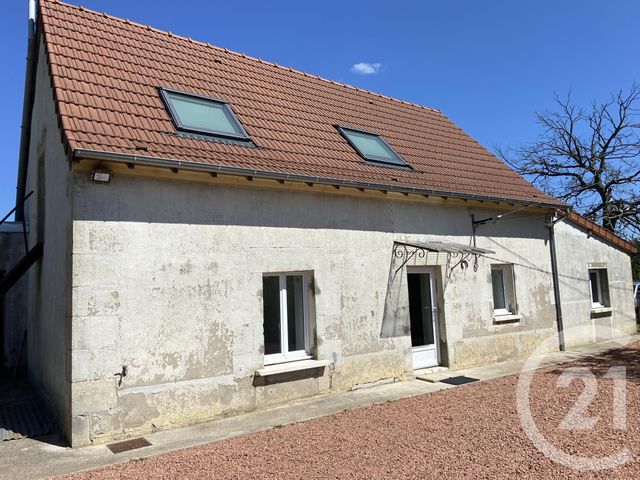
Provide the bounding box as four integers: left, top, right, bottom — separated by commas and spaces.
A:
14, 0, 38, 222
73, 148, 566, 209
547, 210, 569, 351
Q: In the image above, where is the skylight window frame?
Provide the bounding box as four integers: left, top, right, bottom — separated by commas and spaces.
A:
159, 87, 251, 141
336, 125, 408, 168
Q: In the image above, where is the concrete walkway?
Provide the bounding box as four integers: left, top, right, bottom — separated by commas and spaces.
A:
1, 335, 637, 480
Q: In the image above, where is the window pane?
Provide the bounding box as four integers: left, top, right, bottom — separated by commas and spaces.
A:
348, 130, 394, 158
589, 270, 600, 304
166, 92, 245, 137
286, 275, 306, 352
263, 276, 281, 355
341, 128, 405, 165
491, 268, 506, 310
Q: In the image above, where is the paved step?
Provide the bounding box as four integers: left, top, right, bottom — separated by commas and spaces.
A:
414, 366, 451, 383
415, 372, 453, 383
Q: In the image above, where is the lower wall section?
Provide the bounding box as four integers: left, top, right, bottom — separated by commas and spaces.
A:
562, 312, 638, 350
69, 323, 566, 446
70, 351, 412, 446
449, 327, 559, 370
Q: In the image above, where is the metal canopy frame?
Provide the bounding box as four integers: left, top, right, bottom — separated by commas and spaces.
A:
392, 241, 495, 288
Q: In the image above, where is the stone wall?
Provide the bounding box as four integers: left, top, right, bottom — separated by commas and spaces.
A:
68, 171, 559, 445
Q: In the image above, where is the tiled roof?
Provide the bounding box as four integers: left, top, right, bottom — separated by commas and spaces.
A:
39, 0, 562, 206
565, 212, 638, 255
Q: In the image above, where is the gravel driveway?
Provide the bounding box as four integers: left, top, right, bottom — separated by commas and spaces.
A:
60, 343, 639, 479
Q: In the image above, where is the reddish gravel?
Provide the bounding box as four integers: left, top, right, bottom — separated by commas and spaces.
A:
60, 343, 640, 479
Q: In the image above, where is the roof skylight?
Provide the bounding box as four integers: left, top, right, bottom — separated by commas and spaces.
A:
337, 126, 407, 167
160, 88, 250, 140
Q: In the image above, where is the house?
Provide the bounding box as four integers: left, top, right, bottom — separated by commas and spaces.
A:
2, 0, 636, 446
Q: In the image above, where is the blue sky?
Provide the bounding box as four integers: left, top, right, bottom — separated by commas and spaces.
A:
1, 0, 639, 218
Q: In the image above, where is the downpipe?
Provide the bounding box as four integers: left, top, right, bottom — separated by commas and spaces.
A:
15, 0, 38, 222
547, 211, 568, 351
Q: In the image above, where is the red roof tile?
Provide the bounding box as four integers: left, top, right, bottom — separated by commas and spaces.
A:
566, 212, 638, 255
39, 0, 563, 206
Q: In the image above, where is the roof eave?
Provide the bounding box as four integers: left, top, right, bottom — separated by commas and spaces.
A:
72, 148, 567, 210
565, 211, 638, 255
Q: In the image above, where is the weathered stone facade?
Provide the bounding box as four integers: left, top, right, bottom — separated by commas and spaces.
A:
62, 169, 561, 445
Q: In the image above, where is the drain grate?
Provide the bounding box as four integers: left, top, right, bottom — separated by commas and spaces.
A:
439, 376, 479, 386
107, 437, 152, 454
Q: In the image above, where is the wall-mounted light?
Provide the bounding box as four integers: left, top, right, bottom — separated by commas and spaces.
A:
91, 169, 111, 183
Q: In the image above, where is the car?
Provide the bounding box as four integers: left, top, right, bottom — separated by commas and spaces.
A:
635, 282, 640, 323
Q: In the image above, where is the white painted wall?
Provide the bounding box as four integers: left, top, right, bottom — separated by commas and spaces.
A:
68, 171, 559, 445
555, 220, 636, 348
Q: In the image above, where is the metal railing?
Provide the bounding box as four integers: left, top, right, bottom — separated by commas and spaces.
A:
0, 191, 33, 253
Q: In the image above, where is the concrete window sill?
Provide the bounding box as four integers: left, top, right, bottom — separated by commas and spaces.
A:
493, 314, 522, 324
591, 307, 613, 317
255, 359, 331, 377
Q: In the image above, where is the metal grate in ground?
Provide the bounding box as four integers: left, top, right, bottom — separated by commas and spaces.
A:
439, 375, 479, 386
107, 437, 152, 454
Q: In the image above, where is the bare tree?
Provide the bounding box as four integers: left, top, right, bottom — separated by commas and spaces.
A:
497, 84, 640, 238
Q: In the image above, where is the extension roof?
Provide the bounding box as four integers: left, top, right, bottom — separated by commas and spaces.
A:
565, 212, 638, 255
38, 0, 563, 206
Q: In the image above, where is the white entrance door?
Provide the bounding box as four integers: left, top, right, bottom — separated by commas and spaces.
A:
407, 268, 439, 369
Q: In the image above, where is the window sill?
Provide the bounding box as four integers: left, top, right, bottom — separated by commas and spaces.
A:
591, 307, 613, 317
493, 314, 522, 324
255, 359, 331, 377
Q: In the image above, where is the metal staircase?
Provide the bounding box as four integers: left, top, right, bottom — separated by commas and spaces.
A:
0, 242, 43, 295
0, 191, 42, 296
0, 192, 41, 371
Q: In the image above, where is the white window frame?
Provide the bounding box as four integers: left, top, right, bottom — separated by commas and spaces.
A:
589, 268, 609, 309
491, 264, 516, 316
263, 272, 312, 366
